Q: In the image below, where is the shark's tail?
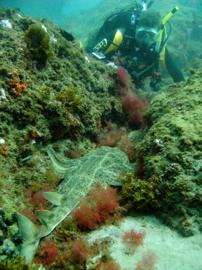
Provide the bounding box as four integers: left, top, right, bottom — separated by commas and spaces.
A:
16, 191, 65, 262
16, 213, 40, 263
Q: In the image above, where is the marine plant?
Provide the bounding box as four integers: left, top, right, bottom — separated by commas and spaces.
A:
73, 200, 100, 230
120, 173, 161, 211
117, 135, 135, 161
89, 184, 120, 222
70, 239, 93, 264
135, 250, 158, 270
0, 143, 9, 157
97, 126, 135, 160
117, 67, 133, 96
121, 93, 147, 128
97, 129, 123, 147
24, 23, 52, 68
56, 87, 84, 114
122, 229, 145, 253
36, 239, 59, 266
73, 184, 121, 230
0, 256, 39, 270
117, 67, 131, 89
116, 67, 147, 128
95, 260, 121, 270
56, 216, 80, 242
26, 189, 47, 209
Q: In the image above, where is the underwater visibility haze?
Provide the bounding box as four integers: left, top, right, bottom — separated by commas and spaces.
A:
0, 0, 202, 269
0, 0, 102, 33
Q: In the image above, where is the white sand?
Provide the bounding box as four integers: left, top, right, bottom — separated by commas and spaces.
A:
87, 215, 202, 270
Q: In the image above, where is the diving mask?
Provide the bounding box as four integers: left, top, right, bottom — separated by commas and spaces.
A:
136, 27, 158, 48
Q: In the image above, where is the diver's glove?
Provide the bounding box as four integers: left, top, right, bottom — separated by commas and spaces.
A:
106, 62, 118, 69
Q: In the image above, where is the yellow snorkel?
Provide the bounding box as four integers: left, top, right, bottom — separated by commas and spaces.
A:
156, 6, 179, 54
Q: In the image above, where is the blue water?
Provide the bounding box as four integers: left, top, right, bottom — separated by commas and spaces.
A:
0, 0, 102, 28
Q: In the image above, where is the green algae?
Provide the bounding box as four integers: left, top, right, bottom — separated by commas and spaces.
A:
0, 256, 39, 270
24, 23, 52, 68
121, 173, 161, 211
122, 73, 202, 236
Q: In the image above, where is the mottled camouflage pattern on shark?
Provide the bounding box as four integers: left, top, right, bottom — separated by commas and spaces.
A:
17, 146, 133, 262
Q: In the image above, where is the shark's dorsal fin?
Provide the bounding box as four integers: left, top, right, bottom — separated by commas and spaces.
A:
43, 191, 63, 206
36, 210, 52, 226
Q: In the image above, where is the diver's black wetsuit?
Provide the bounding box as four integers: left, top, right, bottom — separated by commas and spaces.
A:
90, 7, 184, 89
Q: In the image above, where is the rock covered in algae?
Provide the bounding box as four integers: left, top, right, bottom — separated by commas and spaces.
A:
122, 71, 202, 236
0, 8, 127, 264
0, 8, 123, 214
0, 256, 41, 270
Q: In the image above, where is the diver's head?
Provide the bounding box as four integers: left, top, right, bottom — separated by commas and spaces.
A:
135, 11, 161, 49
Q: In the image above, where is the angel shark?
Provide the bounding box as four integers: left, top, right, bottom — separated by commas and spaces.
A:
16, 146, 133, 262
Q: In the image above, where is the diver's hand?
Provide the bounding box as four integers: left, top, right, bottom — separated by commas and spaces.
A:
106, 62, 118, 69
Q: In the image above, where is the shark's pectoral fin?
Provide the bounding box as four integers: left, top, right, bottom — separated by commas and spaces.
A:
43, 191, 63, 206
36, 210, 53, 227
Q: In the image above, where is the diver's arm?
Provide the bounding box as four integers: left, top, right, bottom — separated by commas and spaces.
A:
165, 48, 185, 82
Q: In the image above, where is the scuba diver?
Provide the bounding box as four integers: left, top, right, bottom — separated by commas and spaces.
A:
88, 0, 184, 90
